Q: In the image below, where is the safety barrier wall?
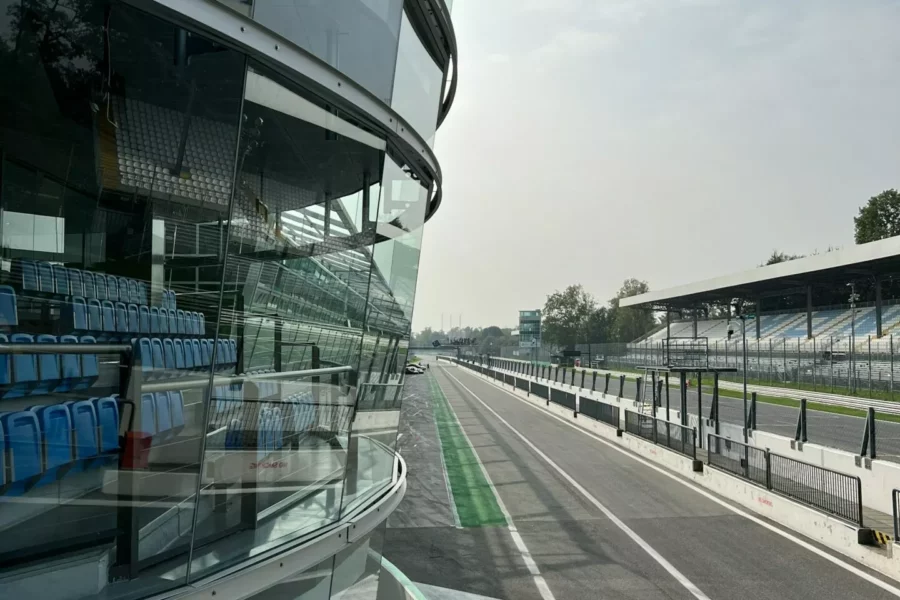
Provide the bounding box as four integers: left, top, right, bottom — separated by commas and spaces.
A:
578, 396, 619, 429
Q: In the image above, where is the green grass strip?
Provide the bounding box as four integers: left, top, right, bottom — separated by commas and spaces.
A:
428, 372, 507, 527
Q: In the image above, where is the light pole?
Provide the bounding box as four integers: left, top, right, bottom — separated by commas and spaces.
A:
727, 312, 749, 443
847, 283, 859, 394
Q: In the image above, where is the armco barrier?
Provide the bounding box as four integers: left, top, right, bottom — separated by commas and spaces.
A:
579, 396, 619, 429
531, 382, 549, 399
769, 452, 863, 526
708, 433, 769, 489
504, 373, 515, 386
515, 377, 529, 392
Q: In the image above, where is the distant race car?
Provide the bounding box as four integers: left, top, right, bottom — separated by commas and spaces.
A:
405, 364, 425, 374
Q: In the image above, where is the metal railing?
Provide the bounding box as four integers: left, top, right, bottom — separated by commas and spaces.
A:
578, 396, 619, 429
515, 377, 529, 392
893, 489, 900, 542
707, 433, 769, 488
624, 410, 696, 459
549, 386, 576, 410
531, 382, 549, 399
769, 452, 862, 526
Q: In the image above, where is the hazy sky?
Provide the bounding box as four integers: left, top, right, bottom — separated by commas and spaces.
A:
411, 0, 900, 331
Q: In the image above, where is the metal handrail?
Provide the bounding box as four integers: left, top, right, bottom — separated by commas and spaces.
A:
0, 343, 131, 354
893, 489, 900, 542
141, 365, 353, 393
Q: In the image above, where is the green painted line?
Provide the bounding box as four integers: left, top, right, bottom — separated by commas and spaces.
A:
428, 372, 507, 528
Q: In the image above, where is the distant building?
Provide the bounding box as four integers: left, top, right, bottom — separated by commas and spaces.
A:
519, 310, 542, 348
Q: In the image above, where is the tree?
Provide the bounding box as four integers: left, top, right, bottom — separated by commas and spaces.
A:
608, 279, 656, 342
854, 189, 900, 244
764, 250, 804, 266
541, 285, 597, 348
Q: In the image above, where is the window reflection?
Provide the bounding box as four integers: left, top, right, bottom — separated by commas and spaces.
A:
391, 12, 445, 146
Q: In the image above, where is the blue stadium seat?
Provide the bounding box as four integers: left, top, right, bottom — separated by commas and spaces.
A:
190, 339, 202, 370
200, 339, 212, 368
52, 264, 69, 296
0, 411, 42, 494
37, 262, 53, 294
199, 313, 206, 336
162, 338, 175, 375
134, 337, 152, 372
169, 391, 185, 436
115, 302, 128, 334
173, 339, 186, 372
58, 335, 81, 392
95, 273, 108, 302
159, 307, 169, 335
117, 278, 129, 306
139, 394, 157, 436
7, 334, 38, 398
183, 340, 195, 370
166, 309, 177, 335
139, 305, 150, 334
68, 269, 84, 298
189, 311, 199, 335
127, 280, 139, 306
18, 260, 38, 293
94, 396, 120, 454
228, 339, 237, 366
0, 334, 10, 388
137, 281, 148, 306
64, 296, 89, 333
150, 338, 165, 376
0, 423, 5, 488
215, 339, 226, 371
150, 306, 161, 334
82, 271, 96, 300
0, 285, 18, 327
127, 304, 139, 333
100, 300, 116, 332
31, 404, 73, 484
69, 400, 99, 468
154, 392, 172, 439
166, 290, 176, 310
87, 298, 102, 332
35, 335, 62, 394
75, 336, 99, 390
176, 309, 186, 335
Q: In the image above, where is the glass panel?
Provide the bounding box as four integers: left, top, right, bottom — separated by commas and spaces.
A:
0, 2, 245, 597
391, 12, 445, 146
184, 60, 387, 579
242, 0, 405, 104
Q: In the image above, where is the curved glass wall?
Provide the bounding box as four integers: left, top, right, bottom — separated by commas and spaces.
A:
391, 12, 445, 146
0, 1, 449, 599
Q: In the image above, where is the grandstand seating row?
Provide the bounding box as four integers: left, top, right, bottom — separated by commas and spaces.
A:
133, 337, 238, 377
63, 297, 206, 337
0, 334, 99, 398
14, 260, 176, 310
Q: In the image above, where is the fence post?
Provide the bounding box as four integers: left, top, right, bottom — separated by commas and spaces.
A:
765, 451, 772, 490
796, 338, 801, 389
892, 335, 895, 402
868, 336, 872, 398
619, 374, 625, 398
555, 365, 559, 382
869, 407, 877, 460
605, 373, 610, 394
581, 369, 586, 389
636, 377, 643, 402
794, 398, 808, 443
592, 371, 597, 391
812, 336, 816, 391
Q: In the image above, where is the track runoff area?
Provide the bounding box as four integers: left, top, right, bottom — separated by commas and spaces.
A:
420, 357, 900, 600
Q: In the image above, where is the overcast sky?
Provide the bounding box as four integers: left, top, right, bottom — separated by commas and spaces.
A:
411, 0, 900, 332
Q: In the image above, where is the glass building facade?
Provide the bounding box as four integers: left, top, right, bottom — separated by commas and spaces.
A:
0, 0, 455, 599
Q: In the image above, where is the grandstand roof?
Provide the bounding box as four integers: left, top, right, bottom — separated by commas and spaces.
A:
621, 236, 900, 310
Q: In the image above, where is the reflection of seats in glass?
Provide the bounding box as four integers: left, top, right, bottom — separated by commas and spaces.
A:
190, 339, 203, 370
139, 393, 157, 436
117, 278, 129, 305
52, 264, 69, 296
200, 339, 212, 368
115, 302, 129, 334
0, 411, 42, 494
150, 306, 161, 334
37, 262, 53, 295
34, 335, 62, 394
127, 304, 140, 333
127, 279, 139, 306
64, 296, 89, 333
169, 391, 185, 436
100, 300, 116, 332
30, 403, 73, 485
18, 260, 38, 293
176, 309, 186, 334
70, 399, 101, 469
150, 338, 165, 377
82, 271, 96, 299
139, 305, 151, 333
199, 312, 206, 335
166, 308, 178, 335
154, 392, 173, 440
95, 273, 108, 302
87, 298, 102, 332
75, 336, 100, 390
173, 339, 186, 372
137, 281, 148, 306
94, 396, 120, 454
163, 338, 176, 375
68, 269, 83, 297
58, 335, 81, 392
0, 285, 18, 327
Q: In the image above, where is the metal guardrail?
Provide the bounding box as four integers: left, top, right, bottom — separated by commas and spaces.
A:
142, 365, 354, 393
706, 434, 863, 525
624, 410, 696, 460
578, 396, 619, 429
893, 489, 900, 542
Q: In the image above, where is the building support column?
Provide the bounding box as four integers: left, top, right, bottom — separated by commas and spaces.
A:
756, 298, 762, 339
806, 284, 813, 339
876, 276, 883, 338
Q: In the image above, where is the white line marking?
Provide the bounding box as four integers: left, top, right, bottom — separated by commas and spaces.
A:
455, 364, 900, 598
433, 371, 557, 600
442, 368, 711, 600
429, 372, 462, 528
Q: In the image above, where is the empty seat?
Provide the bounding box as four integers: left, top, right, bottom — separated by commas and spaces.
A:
1, 411, 42, 492
139, 393, 157, 436
158, 307, 169, 335
150, 338, 165, 375
100, 300, 116, 332
115, 302, 128, 334
106, 275, 118, 302
176, 309, 186, 335
165, 290, 176, 310
127, 280, 139, 306
58, 334, 81, 392
31, 404, 73, 483
169, 391, 185, 435
37, 262, 53, 294
127, 304, 139, 333
7, 334, 38, 398
137, 281, 148, 306
0, 285, 18, 327
134, 337, 153, 374
166, 309, 177, 335
139, 305, 150, 334
35, 335, 62, 394
150, 306, 161, 334
75, 336, 99, 390
95, 273, 108, 301
52, 264, 69, 296
70, 400, 99, 466
83, 271, 96, 299
87, 298, 102, 332
173, 338, 186, 372
117, 278, 129, 306
198, 313, 206, 336
215, 339, 226, 371
68, 269, 84, 298
183, 341, 195, 370
0, 334, 11, 388
200, 339, 212, 368
190, 339, 202, 370
154, 392, 172, 438
64, 296, 89, 333
228, 339, 237, 366
189, 311, 199, 335
18, 260, 38, 293
94, 396, 120, 453
162, 338, 176, 374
